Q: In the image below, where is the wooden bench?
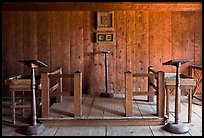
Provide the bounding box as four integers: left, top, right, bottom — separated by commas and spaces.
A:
125, 69, 165, 124
190, 65, 202, 101
5, 75, 40, 124
40, 69, 82, 118
148, 66, 197, 123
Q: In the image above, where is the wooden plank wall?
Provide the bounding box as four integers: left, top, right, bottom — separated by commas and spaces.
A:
2, 4, 202, 96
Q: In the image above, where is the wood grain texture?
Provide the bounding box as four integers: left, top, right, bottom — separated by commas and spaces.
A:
37, 12, 51, 74
181, 11, 195, 75
149, 11, 163, 71
23, 12, 38, 76
3, 2, 202, 11
115, 11, 126, 93
135, 10, 149, 92
2, 8, 202, 97
59, 12, 71, 92
194, 11, 202, 66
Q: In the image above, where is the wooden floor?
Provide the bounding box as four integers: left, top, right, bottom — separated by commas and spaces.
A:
2, 93, 202, 136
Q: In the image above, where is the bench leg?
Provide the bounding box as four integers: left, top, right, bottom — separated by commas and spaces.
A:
21, 91, 25, 116
12, 91, 15, 124
166, 88, 169, 118
188, 89, 192, 123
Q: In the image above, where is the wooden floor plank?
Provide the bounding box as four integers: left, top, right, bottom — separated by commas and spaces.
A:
2, 94, 202, 136
49, 94, 74, 118
134, 96, 157, 118
81, 94, 94, 119
114, 93, 126, 117
38, 126, 59, 136
88, 96, 104, 119
149, 125, 172, 136
103, 96, 121, 118
107, 126, 153, 136
54, 126, 106, 136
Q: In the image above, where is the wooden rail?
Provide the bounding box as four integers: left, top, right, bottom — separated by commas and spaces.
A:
148, 66, 158, 102
125, 69, 165, 120
189, 65, 202, 99
41, 68, 82, 118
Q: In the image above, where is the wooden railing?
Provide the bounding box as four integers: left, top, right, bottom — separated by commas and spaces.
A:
41, 68, 82, 118
189, 65, 202, 99
125, 68, 165, 118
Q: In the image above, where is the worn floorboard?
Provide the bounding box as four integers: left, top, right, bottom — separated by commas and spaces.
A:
2, 93, 202, 136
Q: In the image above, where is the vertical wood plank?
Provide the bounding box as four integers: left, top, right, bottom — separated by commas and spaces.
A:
2, 12, 24, 79
194, 11, 202, 66
2, 12, 9, 81
181, 11, 195, 75
70, 11, 84, 72
127, 11, 137, 92
61, 11, 71, 92
93, 43, 103, 95
50, 12, 62, 87
15, 12, 24, 76
37, 11, 51, 73
162, 11, 172, 73
135, 10, 149, 92
83, 11, 94, 94
50, 11, 62, 69
115, 11, 126, 93
70, 11, 84, 94
23, 12, 37, 76
171, 11, 182, 71
149, 11, 163, 71
126, 11, 134, 72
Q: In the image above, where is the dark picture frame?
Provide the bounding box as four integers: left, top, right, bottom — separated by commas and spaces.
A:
97, 11, 114, 31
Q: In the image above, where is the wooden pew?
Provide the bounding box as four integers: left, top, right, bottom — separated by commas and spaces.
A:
125, 69, 165, 120
4, 75, 40, 124
41, 69, 82, 119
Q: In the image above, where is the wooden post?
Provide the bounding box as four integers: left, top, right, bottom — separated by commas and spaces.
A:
166, 87, 169, 118
41, 72, 50, 118
175, 62, 181, 124
188, 89, 192, 123
157, 71, 165, 118
56, 67, 63, 103
125, 71, 133, 117
74, 71, 82, 118
12, 91, 15, 124
148, 66, 154, 102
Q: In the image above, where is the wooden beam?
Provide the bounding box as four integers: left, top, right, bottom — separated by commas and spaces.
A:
157, 71, 165, 118
133, 73, 157, 78
148, 66, 155, 102
74, 71, 82, 118
133, 91, 156, 96
39, 118, 165, 126
125, 71, 133, 117
48, 74, 74, 78
41, 72, 50, 118
2, 2, 202, 11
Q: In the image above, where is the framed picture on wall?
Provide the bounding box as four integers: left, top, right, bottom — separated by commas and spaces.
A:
96, 32, 115, 43
97, 11, 114, 31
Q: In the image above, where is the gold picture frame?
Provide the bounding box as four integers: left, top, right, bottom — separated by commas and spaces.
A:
97, 11, 114, 31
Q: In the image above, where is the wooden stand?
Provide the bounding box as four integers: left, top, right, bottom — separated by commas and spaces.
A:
162, 59, 192, 134
19, 60, 47, 135
94, 51, 114, 98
